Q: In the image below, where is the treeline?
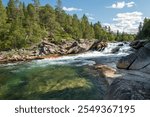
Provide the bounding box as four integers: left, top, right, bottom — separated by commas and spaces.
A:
136, 18, 150, 40
0, 0, 135, 51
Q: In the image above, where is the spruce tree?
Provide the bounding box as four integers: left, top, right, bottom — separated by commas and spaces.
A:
81, 15, 90, 39
72, 14, 82, 39
7, 0, 16, 21
94, 22, 102, 40
0, 0, 7, 25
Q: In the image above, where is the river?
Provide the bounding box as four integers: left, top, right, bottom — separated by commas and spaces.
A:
0, 42, 132, 100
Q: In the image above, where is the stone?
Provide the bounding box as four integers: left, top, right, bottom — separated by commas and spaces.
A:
89, 40, 108, 51
95, 64, 117, 78
117, 42, 150, 70
140, 64, 150, 74
67, 46, 86, 54
118, 43, 124, 46
129, 40, 147, 49
104, 78, 150, 100
117, 53, 137, 69
129, 47, 150, 70
111, 47, 120, 53
144, 42, 150, 50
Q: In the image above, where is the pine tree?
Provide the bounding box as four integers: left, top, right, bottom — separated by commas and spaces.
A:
0, 0, 8, 50
0, 0, 7, 25
136, 18, 150, 40
7, 0, 16, 21
142, 19, 150, 39
32, 0, 40, 9
115, 30, 120, 41
39, 4, 58, 39
94, 22, 102, 40
72, 14, 82, 39
27, 4, 37, 22
22, 2, 27, 17
136, 22, 143, 39
56, 0, 62, 11
81, 14, 93, 39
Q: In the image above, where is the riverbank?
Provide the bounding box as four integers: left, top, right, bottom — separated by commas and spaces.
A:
0, 39, 108, 64
104, 41, 150, 99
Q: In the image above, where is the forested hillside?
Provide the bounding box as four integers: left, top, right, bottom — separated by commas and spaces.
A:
0, 0, 135, 51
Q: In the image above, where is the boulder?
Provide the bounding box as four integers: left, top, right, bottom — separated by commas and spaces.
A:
118, 43, 124, 46
69, 41, 78, 48
123, 42, 129, 44
129, 46, 150, 70
111, 47, 120, 53
0, 54, 5, 60
104, 78, 150, 100
89, 40, 108, 51
117, 42, 150, 70
140, 64, 150, 74
114, 42, 150, 100
144, 42, 150, 50
117, 53, 137, 69
130, 40, 147, 49
67, 46, 86, 54
79, 40, 94, 51
95, 64, 117, 78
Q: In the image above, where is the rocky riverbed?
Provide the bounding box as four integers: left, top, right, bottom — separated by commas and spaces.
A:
0, 39, 107, 64
103, 40, 150, 100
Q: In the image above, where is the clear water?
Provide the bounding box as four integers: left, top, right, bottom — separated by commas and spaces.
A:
0, 43, 131, 100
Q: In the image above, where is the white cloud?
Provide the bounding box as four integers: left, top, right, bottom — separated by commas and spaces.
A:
107, 1, 136, 9
104, 12, 143, 34
63, 7, 83, 11
88, 17, 95, 20
112, 1, 125, 9
85, 13, 93, 16
85, 13, 95, 20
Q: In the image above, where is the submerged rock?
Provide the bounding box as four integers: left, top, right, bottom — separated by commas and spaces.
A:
95, 64, 117, 78
95, 64, 118, 85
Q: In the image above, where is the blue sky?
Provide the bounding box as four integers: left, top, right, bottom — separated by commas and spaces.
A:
2, 0, 150, 33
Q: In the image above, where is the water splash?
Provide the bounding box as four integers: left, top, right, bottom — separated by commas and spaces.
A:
1, 42, 132, 67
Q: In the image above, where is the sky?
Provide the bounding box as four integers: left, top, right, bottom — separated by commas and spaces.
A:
2, 0, 150, 34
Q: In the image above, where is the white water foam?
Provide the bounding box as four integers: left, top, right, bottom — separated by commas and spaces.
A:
1, 42, 132, 67
32, 42, 132, 67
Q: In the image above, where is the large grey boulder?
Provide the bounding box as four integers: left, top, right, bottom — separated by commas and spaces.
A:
67, 46, 86, 54
117, 53, 137, 69
129, 40, 147, 49
140, 64, 150, 74
104, 78, 150, 100
117, 42, 150, 70
89, 40, 108, 51
113, 42, 150, 100
129, 46, 150, 69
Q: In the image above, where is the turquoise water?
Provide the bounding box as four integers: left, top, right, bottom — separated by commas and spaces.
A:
0, 60, 108, 100
0, 43, 130, 100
